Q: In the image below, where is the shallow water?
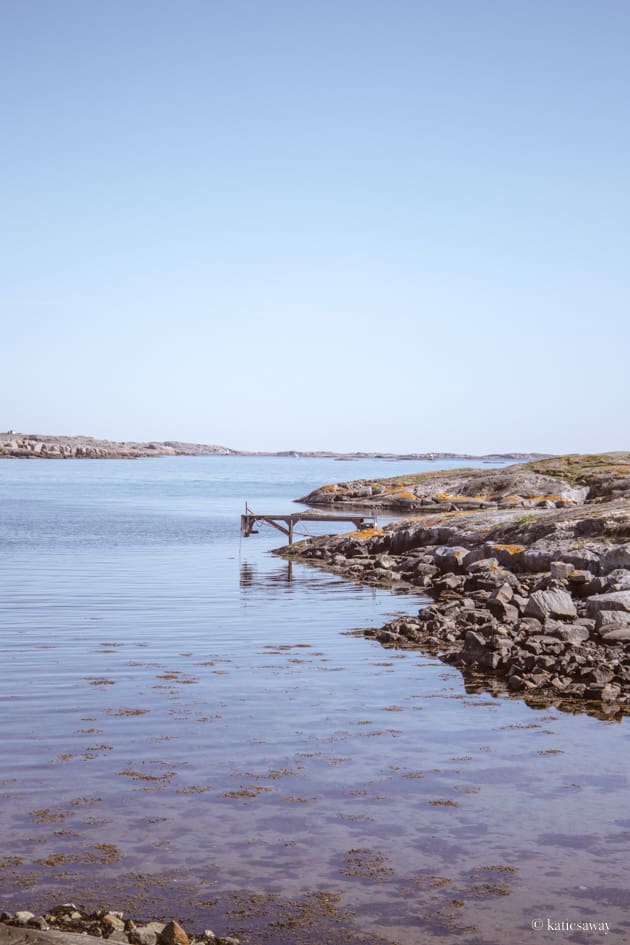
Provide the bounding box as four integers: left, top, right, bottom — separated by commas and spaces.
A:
1, 457, 629, 944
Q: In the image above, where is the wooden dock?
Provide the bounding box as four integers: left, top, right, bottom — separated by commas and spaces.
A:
240, 505, 375, 544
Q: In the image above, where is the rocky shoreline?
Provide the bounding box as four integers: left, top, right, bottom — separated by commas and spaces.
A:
281, 453, 630, 719
0, 907, 238, 945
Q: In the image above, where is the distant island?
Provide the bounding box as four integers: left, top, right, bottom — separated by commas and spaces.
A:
0, 432, 546, 462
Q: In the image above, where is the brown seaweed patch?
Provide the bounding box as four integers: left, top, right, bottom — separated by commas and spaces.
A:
501, 722, 542, 730
223, 889, 360, 940
92, 843, 121, 863
69, 796, 103, 808
35, 843, 120, 867
119, 768, 176, 783
470, 881, 511, 897
30, 808, 69, 824
107, 707, 150, 717
337, 813, 375, 823
263, 768, 298, 780
404, 872, 452, 889
341, 848, 394, 880
35, 853, 74, 867
0, 856, 24, 869
221, 785, 271, 800
175, 785, 214, 794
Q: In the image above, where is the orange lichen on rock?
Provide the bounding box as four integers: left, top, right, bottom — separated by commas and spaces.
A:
525, 495, 569, 504
492, 544, 525, 555
347, 527, 383, 539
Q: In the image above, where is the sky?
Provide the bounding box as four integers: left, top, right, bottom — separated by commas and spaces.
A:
1, 0, 628, 454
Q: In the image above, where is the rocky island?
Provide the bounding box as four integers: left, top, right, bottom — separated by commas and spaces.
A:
282, 453, 630, 718
0, 434, 236, 459
0, 432, 545, 462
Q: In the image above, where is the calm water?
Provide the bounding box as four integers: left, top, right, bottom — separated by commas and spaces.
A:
1, 457, 629, 945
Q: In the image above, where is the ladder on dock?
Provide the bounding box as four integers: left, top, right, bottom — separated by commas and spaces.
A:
240, 504, 375, 544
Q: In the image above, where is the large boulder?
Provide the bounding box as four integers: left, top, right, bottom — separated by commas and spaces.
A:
433, 546, 470, 573
586, 591, 630, 617
601, 545, 630, 573
552, 625, 590, 645
524, 590, 577, 621
594, 609, 630, 630
601, 627, 630, 644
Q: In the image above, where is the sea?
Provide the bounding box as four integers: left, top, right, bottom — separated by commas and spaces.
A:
1, 456, 629, 945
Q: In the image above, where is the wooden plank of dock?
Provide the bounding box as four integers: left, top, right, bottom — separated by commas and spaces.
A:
240, 507, 375, 544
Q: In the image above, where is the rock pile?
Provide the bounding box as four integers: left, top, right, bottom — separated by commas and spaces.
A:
281, 492, 630, 718
0, 907, 239, 945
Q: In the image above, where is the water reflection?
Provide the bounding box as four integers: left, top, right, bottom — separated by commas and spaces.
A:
240, 560, 293, 588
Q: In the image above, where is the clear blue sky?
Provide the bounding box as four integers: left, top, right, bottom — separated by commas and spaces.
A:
1, 0, 628, 454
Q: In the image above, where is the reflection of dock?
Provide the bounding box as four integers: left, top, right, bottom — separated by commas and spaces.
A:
240, 505, 375, 544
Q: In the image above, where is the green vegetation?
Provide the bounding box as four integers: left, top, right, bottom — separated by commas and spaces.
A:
515, 514, 540, 525
522, 452, 630, 485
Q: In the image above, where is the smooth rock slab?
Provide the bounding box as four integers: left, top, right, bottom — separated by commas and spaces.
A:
1, 927, 101, 945
601, 627, 630, 643
552, 625, 590, 645
595, 610, 630, 630
129, 930, 159, 945
587, 591, 630, 617
525, 590, 577, 621
601, 545, 630, 572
